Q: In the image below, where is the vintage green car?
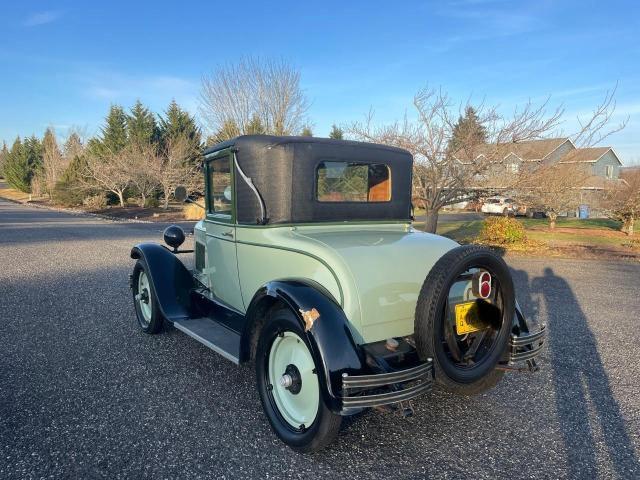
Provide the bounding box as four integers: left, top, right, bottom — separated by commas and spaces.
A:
130, 135, 545, 452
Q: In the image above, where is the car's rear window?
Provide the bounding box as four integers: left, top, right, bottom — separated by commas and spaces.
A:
486, 199, 501, 204
316, 161, 391, 202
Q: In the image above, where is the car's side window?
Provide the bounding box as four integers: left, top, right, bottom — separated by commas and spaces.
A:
207, 156, 233, 216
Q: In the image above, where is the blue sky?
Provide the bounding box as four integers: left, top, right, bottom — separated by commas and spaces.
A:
1, 0, 639, 163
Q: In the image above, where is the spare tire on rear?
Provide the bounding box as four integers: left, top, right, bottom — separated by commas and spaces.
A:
414, 245, 515, 395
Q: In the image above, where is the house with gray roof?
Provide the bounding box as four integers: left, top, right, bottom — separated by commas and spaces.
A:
454, 137, 624, 215
455, 137, 622, 182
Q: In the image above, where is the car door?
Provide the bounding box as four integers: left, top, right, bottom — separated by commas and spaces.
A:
204, 153, 245, 313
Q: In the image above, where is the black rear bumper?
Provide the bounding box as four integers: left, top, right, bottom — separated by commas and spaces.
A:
340, 360, 433, 412
501, 324, 546, 372
500, 302, 546, 371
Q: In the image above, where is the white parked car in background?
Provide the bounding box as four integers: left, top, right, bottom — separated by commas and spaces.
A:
481, 196, 519, 216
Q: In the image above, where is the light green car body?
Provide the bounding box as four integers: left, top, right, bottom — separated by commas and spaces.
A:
194, 220, 459, 345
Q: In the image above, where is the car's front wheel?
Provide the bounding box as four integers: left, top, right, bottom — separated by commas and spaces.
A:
131, 260, 164, 334
256, 306, 341, 452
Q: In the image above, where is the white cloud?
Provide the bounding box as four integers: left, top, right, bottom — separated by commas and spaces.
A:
23, 11, 62, 27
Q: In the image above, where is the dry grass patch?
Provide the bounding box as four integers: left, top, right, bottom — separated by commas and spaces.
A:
0, 184, 35, 202
182, 201, 205, 220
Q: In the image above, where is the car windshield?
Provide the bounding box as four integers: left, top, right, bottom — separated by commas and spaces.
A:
486, 199, 501, 204
316, 161, 391, 202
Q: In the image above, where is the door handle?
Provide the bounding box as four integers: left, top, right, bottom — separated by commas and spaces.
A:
221, 230, 234, 238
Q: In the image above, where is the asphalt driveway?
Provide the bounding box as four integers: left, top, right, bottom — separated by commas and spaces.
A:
1, 199, 639, 479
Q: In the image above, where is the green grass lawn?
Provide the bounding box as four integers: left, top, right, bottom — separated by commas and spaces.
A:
519, 217, 621, 230
414, 216, 628, 252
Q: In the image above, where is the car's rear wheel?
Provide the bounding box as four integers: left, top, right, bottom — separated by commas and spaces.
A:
256, 306, 341, 452
415, 245, 514, 395
132, 260, 164, 334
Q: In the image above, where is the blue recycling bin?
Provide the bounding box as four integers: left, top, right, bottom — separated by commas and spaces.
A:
578, 204, 590, 219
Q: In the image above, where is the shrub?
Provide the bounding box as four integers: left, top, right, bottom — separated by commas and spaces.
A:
82, 193, 107, 210
52, 180, 85, 206
478, 216, 526, 245
144, 196, 160, 208
182, 201, 205, 220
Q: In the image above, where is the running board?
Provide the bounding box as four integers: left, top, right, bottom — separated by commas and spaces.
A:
173, 318, 240, 364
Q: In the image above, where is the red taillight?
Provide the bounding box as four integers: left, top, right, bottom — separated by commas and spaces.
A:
473, 271, 492, 298
480, 279, 491, 298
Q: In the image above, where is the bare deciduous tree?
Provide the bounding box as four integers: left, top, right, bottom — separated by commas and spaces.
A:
81, 147, 131, 207
515, 163, 591, 228
199, 57, 310, 139
513, 85, 627, 228
126, 144, 161, 208
571, 82, 629, 148
604, 171, 640, 236
347, 87, 562, 232
155, 135, 201, 209
42, 127, 66, 195
62, 129, 86, 162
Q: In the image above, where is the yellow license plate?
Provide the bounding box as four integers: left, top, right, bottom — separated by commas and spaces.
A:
454, 301, 486, 335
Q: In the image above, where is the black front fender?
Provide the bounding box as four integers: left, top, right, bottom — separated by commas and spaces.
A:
131, 242, 194, 322
243, 279, 365, 413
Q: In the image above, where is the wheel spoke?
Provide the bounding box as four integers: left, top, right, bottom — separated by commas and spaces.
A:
443, 301, 463, 362
463, 330, 488, 362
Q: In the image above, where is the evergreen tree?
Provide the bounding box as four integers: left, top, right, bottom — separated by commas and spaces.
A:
53, 152, 88, 206
448, 106, 487, 154
329, 124, 343, 140
24, 135, 43, 179
246, 115, 266, 135
127, 100, 159, 146
0, 141, 8, 176
3, 137, 31, 192
300, 126, 313, 137
159, 100, 202, 148
95, 105, 128, 154
209, 119, 240, 145
158, 100, 202, 165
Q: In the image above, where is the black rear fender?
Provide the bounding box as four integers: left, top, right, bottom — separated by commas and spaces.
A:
130, 242, 194, 322
242, 279, 365, 413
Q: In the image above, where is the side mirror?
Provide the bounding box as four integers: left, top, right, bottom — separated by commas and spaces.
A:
223, 185, 232, 201
174, 186, 188, 202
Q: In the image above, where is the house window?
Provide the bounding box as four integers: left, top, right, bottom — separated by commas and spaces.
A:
605, 165, 614, 179
508, 163, 519, 174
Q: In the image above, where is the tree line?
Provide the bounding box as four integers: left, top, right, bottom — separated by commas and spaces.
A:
0, 58, 346, 210
1, 56, 634, 234
0, 100, 203, 209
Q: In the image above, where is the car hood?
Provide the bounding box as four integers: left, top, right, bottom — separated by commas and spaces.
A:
293, 226, 458, 342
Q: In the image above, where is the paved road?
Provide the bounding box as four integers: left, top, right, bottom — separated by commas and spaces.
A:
1, 199, 639, 479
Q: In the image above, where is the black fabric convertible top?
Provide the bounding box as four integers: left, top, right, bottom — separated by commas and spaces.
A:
203, 135, 413, 225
